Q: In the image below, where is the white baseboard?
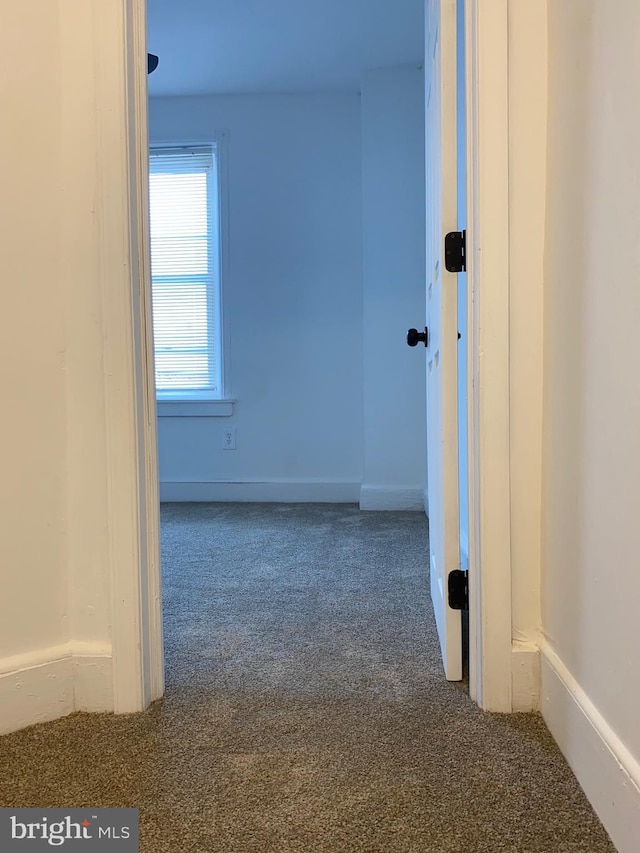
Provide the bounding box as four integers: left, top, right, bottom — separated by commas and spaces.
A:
160, 480, 360, 503
0, 643, 113, 735
0, 651, 74, 736
359, 486, 425, 511
511, 641, 540, 711
540, 641, 640, 853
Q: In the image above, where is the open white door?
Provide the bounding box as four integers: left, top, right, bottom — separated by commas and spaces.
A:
425, 0, 462, 681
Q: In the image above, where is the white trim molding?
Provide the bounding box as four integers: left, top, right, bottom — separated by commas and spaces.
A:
359, 486, 425, 511
160, 480, 360, 504
506, 0, 547, 716
0, 644, 113, 736
540, 641, 640, 853
126, 0, 165, 706
156, 399, 235, 417
96, 0, 163, 713
511, 641, 540, 712
465, 0, 513, 711
73, 647, 114, 714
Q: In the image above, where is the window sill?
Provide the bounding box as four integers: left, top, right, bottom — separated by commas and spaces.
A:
156, 399, 235, 417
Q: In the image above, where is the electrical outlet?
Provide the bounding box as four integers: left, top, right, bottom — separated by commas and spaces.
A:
223, 427, 236, 450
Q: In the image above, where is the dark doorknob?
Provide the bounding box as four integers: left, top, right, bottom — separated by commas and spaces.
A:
407, 327, 428, 347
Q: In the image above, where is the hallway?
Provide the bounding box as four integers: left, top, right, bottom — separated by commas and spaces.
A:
0, 505, 614, 852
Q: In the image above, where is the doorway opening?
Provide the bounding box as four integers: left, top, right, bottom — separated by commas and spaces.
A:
143, 0, 469, 693
120, 0, 517, 716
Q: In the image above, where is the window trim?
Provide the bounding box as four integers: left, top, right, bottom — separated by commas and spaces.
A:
149, 135, 230, 408
156, 398, 236, 417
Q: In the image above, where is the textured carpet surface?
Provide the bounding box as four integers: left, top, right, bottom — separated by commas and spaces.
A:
0, 503, 615, 852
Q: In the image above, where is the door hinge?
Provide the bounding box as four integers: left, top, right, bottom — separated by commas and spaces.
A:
444, 230, 466, 273
448, 569, 468, 610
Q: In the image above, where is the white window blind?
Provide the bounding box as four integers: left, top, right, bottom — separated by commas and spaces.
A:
149, 146, 220, 398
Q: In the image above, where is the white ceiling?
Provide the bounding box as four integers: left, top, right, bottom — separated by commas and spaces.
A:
147, 0, 424, 97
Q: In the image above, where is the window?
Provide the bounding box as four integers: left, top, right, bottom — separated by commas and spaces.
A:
149, 145, 222, 401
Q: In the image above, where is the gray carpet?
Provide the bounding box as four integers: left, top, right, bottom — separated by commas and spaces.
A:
0, 503, 615, 852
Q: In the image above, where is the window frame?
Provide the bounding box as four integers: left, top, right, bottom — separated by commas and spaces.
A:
149, 136, 233, 416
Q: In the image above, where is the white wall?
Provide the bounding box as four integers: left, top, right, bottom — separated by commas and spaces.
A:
149, 95, 364, 502
541, 2, 640, 848
0, 0, 143, 734
0, 4, 68, 663
150, 84, 427, 508
360, 68, 427, 511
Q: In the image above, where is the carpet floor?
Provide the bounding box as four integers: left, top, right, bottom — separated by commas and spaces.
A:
0, 503, 615, 852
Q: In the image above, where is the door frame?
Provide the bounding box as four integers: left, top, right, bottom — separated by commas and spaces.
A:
101, 0, 164, 712
111, 0, 513, 713
464, 0, 513, 711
